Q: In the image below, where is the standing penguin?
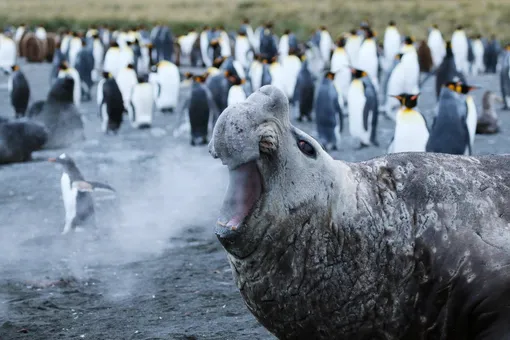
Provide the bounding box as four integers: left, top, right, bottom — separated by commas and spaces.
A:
0, 33, 17, 72
383, 21, 401, 71
91, 34, 105, 82
48, 153, 115, 235
500, 44, 510, 110
227, 73, 247, 107
330, 37, 351, 108
281, 51, 302, 103
293, 56, 315, 122
74, 41, 95, 101
68, 32, 83, 68
314, 71, 343, 151
451, 26, 469, 74
58, 61, 81, 108
347, 68, 379, 148
484, 35, 501, 74
269, 56, 285, 93
345, 30, 362, 65
128, 75, 155, 129
318, 26, 333, 68
471, 34, 485, 75
99, 72, 124, 134
427, 24, 446, 69
249, 54, 263, 92
235, 30, 252, 69
9, 65, 30, 118
177, 74, 219, 146
435, 41, 466, 100
116, 64, 138, 111
150, 60, 180, 113
387, 93, 429, 153
259, 22, 278, 61
103, 42, 121, 78
457, 82, 480, 152
426, 82, 472, 155
355, 28, 379, 90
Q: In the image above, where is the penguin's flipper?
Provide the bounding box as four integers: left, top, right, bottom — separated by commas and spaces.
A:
72, 180, 116, 193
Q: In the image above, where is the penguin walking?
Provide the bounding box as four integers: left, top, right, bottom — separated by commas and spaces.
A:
48, 153, 115, 235
8, 65, 30, 118
99, 72, 124, 134
387, 93, 429, 153
128, 75, 154, 129
116, 64, 138, 112
347, 68, 379, 148
314, 71, 343, 151
293, 56, 315, 122
58, 61, 81, 108
500, 44, 510, 110
177, 74, 219, 146
426, 82, 472, 155
427, 25, 445, 69
150, 60, 180, 113
435, 41, 466, 100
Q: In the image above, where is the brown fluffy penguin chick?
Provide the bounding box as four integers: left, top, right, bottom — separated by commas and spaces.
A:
417, 40, 433, 72
476, 91, 502, 134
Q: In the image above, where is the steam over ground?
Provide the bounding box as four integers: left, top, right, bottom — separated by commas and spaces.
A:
0, 60, 508, 339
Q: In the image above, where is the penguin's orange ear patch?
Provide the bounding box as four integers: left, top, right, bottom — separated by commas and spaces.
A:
410, 95, 418, 100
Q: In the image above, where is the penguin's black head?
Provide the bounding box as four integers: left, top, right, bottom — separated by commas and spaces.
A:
350, 29, 357, 36
210, 39, 219, 46
456, 25, 463, 30
126, 40, 133, 46
319, 25, 327, 31
48, 153, 74, 166
184, 72, 194, 80
11, 64, 19, 72
432, 24, 439, 29
111, 41, 119, 48
59, 61, 69, 70
391, 93, 419, 109
242, 18, 250, 24
127, 63, 135, 69
213, 56, 225, 68
265, 22, 274, 29
404, 36, 414, 45
388, 20, 396, 26
193, 75, 206, 83
102, 71, 112, 79
445, 81, 479, 94
336, 37, 346, 47
395, 53, 404, 60
350, 68, 367, 79
365, 28, 375, 39
137, 74, 148, 83
284, 29, 291, 35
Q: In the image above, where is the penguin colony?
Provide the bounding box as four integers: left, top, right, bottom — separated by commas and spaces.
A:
0, 20, 509, 235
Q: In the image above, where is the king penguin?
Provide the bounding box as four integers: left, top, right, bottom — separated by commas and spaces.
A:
281, 50, 302, 104
91, 34, 105, 82
451, 26, 469, 75
314, 71, 343, 151
347, 68, 379, 148
456, 82, 480, 153
387, 93, 429, 153
9, 64, 30, 118
249, 54, 263, 92
355, 28, 379, 91
116, 63, 138, 112
48, 153, 115, 235
427, 24, 446, 69
500, 44, 510, 110
293, 55, 315, 122
74, 40, 95, 102
0, 33, 17, 72
330, 37, 351, 109
128, 75, 155, 129
58, 61, 81, 108
99, 72, 124, 134
383, 21, 401, 71
426, 82, 472, 155
345, 30, 362, 65
234, 29, 251, 70
435, 41, 466, 100
150, 60, 180, 113
103, 42, 121, 78
227, 73, 247, 106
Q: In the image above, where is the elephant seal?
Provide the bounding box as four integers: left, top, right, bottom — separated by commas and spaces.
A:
209, 85, 510, 339
0, 119, 48, 164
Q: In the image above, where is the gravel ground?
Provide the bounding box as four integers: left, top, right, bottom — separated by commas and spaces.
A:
0, 59, 508, 340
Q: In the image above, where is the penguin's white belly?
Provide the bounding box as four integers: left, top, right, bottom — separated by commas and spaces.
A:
451, 34, 468, 72
118, 50, 134, 69
61, 36, 71, 54
383, 31, 401, 69
116, 70, 138, 108
103, 50, 120, 77
278, 36, 289, 61
155, 65, 180, 109
250, 63, 262, 92
386, 65, 406, 113
345, 39, 361, 64
220, 33, 231, 57
61, 172, 78, 233
7, 76, 13, 94
69, 43, 82, 67
59, 69, 81, 107
392, 114, 429, 153
281, 56, 301, 99
235, 38, 251, 69
93, 43, 104, 69
319, 32, 332, 62
348, 81, 370, 144
270, 64, 285, 92
227, 85, 247, 107
356, 42, 379, 88
96, 79, 105, 107
402, 54, 420, 93
101, 102, 109, 132
0, 40, 16, 70
334, 67, 351, 105
466, 96, 477, 147
35, 28, 47, 41
130, 84, 154, 127
200, 34, 211, 67
330, 51, 349, 73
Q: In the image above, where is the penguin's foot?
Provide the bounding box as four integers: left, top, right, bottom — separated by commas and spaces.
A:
297, 116, 303, 122
190, 139, 196, 146
356, 142, 370, 150
371, 140, 380, 147
330, 144, 338, 151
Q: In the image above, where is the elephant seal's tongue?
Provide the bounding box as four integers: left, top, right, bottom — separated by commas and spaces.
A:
216, 161, 262, 237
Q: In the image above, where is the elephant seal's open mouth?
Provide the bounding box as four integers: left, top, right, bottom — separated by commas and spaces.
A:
216, 161, 263, 239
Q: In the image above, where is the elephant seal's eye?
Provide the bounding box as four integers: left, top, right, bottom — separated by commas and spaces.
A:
298, 140, 315, 157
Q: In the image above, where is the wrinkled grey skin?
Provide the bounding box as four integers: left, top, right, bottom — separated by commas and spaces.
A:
209, 85, 510, 340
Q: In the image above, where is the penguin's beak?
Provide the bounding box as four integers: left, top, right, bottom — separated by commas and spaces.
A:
48, 158, 57, 162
